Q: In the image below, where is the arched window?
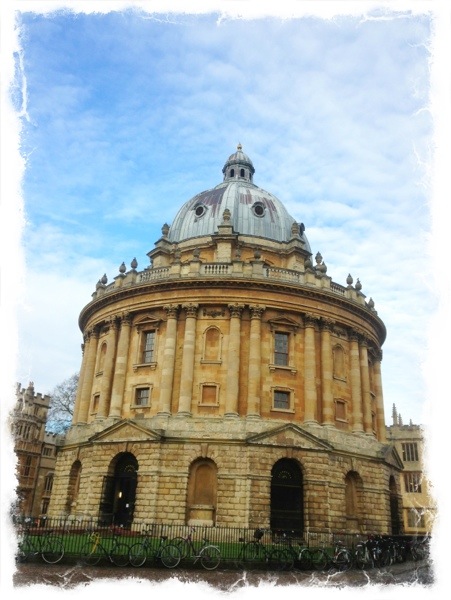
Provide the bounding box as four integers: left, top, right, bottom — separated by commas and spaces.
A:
344, 471, 363, 532
240, 168, 245, 177
65, 460, 82, 514
98, 342, 107, 373
333, 345, 345, 379
203, 326, 221, 362
186, 458, 217, 526
44, 473, 54, 493
230, 168, 235, 177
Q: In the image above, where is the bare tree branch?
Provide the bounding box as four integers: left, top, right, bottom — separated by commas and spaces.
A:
46, 373, 79, 434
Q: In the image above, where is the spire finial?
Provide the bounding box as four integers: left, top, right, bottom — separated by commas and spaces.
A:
237, 142, 242, 151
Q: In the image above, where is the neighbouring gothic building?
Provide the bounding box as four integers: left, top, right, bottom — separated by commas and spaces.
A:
12, 382, 63, 518
387, 405, 435, 534
47, 145, 405, 535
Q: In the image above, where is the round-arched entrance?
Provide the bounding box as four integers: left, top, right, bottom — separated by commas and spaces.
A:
99, 453, 138, 527
270, 458, 304, 535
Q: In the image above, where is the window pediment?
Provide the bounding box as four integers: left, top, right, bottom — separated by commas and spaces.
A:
267, 316, 301, 332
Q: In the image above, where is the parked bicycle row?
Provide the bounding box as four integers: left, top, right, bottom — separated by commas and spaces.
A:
14, 517, 431, 573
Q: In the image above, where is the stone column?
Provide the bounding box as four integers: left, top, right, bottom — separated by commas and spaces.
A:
96, 317, 118, 419
247, 305, 264, 418
225, 304, 244, 418
177, 303, 198, 416
109, 312, 132, 419
304, 314, 318, 424
360, 338, 373, 435
350, 331, 364, 433
158, 304, 179, 415
77, 327, 99, 424
373, 351, 387, 442
72, 338, 87, 424
320, 319, 335, 427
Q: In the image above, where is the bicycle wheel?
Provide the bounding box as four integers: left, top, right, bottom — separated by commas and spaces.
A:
159, 544, 181, 568
110, 543, 130, 567
280, 548, 295, 571
378, 548, 392, 568
354, 545, 373, 570
298, 548, 313, 570
41, 537, 65, 564
200, 545, 221, 570
267, 547, 285, 571
80, 541, 102, 566
129, 542, 148, 567
17, 537, 34, 562
334, 549, 352, 572
309, 548, 329, 571
170, 537, 190, 559
242, 541, 260, 561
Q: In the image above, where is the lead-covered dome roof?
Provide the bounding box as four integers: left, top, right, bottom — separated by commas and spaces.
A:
168, 144, 310, 250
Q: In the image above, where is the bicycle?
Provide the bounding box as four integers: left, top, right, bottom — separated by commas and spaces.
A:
128, 525, 181, 568
170, 526, 221, 570
236, 528, 287, 571
17, 526, 65, 564
270, 531, 313, 571
410, 535, 430, 561
354, 534, 390, 569
80, 526, 131, 567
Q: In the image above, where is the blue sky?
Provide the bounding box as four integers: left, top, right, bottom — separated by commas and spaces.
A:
2, 3, 444, 431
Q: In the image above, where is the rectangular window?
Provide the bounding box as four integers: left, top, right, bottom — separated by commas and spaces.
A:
274, 390, 290, 410
404, 472, 422, 493
335, 400, 347, 421
43, 447, 53, 457
142, 331, 155, 363
274, 332, 289, 366
23, 456, 33, 477
135, 387, 150, 407
200, 384, 219, 405
407, 508, 425, 528
92, 394, 100, 413
402, 443, 419, 462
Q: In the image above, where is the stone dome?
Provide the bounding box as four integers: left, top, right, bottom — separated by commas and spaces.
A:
168, 144, 311, 250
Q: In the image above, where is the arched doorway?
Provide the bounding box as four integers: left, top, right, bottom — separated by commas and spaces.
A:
99, 453, 138, 527
270, 459, 304, 535
389, 475, 402, 534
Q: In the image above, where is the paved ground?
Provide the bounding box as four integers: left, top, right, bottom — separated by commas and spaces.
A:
10, 557, 434, 593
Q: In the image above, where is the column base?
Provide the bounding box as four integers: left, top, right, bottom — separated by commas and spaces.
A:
224, 412, 239, 419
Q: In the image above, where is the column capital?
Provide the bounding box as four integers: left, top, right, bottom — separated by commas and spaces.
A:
182, 303, 199, 318
320, 318, 335, 332
119, 311, 133, 326
228, 303, 245, 318
85, 325, 100, 341
164, 304, 179, 319
349, 328, 364, 342
304, 312, 320, 328
249, 305, 265, 319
